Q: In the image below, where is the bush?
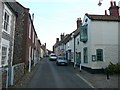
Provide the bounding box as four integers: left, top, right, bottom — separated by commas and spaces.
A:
105, 62, 120, 74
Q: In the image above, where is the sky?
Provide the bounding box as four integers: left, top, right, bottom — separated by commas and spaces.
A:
15, 0, 120, 51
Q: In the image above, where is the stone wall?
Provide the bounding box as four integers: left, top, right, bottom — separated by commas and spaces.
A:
13, 63, 24, 85
0, 69, 2, 90
2, 68, 8, 88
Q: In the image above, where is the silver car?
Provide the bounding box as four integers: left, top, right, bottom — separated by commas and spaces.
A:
56, 56, 68, 66
49, 54, 57, 61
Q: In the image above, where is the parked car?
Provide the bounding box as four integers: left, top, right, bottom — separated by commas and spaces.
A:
49, 53, 57, 61
56, 56, 68, 66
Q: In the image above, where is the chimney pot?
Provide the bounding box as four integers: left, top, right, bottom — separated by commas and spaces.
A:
114, 1, 116, 6
32, 13, 34, 21
56, 38, 59, 43
77, 17, 82, 29
105, 10, 108, 15
110, 1, 113, 7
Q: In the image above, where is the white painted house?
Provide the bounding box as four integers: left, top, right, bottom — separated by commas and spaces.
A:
78, 1, 120, 73
118, 1, 120, 16
80, 13, 119, 73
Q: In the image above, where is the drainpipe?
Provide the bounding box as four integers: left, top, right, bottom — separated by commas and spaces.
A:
73, 35, 76, 69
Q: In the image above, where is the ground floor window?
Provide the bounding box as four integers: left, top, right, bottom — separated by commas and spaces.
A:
96, 49, 103, 61
1, 46, 8, 65
83, 47, 88, 63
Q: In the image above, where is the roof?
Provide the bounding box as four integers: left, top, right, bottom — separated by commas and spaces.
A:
4, 2, 17, 16
85, 13, 120, 22
73, 28, 80, 38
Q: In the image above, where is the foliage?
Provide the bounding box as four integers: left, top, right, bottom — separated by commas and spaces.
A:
104, 62, 120, 74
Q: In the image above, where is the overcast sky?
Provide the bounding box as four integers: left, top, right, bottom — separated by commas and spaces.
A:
16, 0, 119, 51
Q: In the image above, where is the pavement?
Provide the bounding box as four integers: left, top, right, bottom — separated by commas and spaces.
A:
9, 59, 119, 89
71, 65, 119, 89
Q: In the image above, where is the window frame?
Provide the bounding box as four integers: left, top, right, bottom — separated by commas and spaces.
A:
1, 46, 8, 66
83, 47, 88, 63
96, 49, 103, 61
2, 4, 12, 34
80, 24, 88, 43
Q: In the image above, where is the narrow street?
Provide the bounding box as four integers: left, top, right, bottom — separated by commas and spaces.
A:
24, 57, 92, 88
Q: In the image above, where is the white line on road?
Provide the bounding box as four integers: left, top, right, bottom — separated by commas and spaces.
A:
76, 73, 95, 88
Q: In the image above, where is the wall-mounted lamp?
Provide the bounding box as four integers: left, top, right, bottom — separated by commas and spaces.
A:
98, 0, 103, 6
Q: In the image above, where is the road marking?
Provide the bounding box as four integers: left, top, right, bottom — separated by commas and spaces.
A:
76, 73, 95, 88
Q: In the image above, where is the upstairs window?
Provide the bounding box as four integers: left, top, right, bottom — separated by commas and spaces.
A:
77, 38, 79, 45
96, 49, 103, 61
29, 22, 31, 39
80, 24, 88, 43
3, 12, 9, 31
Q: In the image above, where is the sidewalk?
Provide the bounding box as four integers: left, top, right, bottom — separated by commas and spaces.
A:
73, 66, 119, 88
9, 60, 42, 88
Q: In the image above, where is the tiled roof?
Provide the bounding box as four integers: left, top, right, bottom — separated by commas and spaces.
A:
85, 13, 120, 21
73, 28, 80, 38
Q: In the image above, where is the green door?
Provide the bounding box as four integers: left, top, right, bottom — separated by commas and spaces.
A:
76, 52, 81, 66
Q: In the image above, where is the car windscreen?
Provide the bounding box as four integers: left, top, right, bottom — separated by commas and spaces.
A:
51, 55, 56, 57
58, 57, 65, 60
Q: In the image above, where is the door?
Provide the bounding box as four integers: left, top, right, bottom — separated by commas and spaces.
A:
76, 52, 81, 66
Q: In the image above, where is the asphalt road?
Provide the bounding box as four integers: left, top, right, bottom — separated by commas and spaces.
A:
25, 57, 92, 88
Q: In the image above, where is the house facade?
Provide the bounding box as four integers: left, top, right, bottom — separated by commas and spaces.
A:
80, 13, 119, 73
53, 1, 120, 73
0, 2, 16, 88
7, 1, 41, 86
79, 1, 119, 73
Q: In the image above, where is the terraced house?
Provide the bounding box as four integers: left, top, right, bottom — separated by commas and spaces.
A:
79, 1, 120, 73
0, 2, 16, 88
0, 1, 43, 88
53, 1, 120, 73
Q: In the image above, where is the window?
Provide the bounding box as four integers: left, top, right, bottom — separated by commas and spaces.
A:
29, 22, 31, 39
1, 46, 7, 65
80, 24, 88, 43
32, 31, 34, 43
83, 47, 88, 63
77, 38, 79, 45
96, 49, 103, 61
3, 12, 9, 31
85, 18, 88, 22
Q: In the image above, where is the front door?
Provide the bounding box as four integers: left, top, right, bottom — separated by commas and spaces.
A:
76, 52, 81, 66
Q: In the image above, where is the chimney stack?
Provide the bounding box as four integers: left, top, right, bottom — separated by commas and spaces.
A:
32, 13, 34, 21
108, 1, 119, 16
114, 1, 116, 6
105, 10, 108, 15
77, 18, 82, 29
56, 38, 59, 43
110, 1, 113, 7
60, 33, 64, 40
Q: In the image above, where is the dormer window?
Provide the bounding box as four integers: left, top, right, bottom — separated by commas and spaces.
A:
85, 18, 88, 22
80, 24, 88, 43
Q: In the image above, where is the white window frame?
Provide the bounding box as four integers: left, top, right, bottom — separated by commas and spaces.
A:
32, 31, 34, 43
29, 21, 31, 39
2, 4, 12, 34
1, 46, 8, 66
1, 39, 9, 67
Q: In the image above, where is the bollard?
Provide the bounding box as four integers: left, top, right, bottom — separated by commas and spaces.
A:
106, 72, 109, 79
